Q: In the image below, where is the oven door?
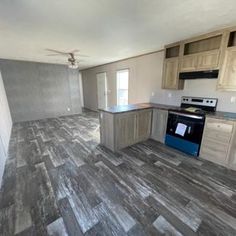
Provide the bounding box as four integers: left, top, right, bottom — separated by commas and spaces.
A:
165, 111, 205, 156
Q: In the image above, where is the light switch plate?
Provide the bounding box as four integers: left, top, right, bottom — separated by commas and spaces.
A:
230, 97, 236, 103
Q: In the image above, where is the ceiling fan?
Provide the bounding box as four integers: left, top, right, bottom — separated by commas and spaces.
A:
46, 49, 88, 69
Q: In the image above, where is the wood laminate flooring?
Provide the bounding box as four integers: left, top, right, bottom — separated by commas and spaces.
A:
1, 111, 236, 236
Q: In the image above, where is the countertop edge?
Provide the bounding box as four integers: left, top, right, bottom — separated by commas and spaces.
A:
99, 103, 236, 121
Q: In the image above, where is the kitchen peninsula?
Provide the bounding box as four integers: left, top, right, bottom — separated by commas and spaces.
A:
99, 101, 236, 170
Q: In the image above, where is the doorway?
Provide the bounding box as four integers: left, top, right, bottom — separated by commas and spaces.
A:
96, 72, 108, 109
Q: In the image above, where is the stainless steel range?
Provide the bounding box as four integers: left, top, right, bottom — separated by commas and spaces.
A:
165, 96, 218, 156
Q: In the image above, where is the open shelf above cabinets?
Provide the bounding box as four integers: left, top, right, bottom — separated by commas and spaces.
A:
165, 45, 180, 58
162, 26, 236, 91
228, 31, 236, 47
184, 35, 222, 55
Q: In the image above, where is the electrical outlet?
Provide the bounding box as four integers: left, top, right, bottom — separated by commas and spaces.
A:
231, 97, 236, 103
151, 92, 155, 97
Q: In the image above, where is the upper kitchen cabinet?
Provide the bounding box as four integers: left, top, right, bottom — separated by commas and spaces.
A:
217, 30, 236, 91
162, 44, 184, 90
162, 26, 236, 91
180, 34, 222, 72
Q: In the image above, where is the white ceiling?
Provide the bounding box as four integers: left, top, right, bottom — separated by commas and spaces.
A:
1, 0, 236, 69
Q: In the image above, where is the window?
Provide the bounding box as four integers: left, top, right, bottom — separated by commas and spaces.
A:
117, 69, 129, 105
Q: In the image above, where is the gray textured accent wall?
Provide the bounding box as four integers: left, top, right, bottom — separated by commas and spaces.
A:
0, 59, 82, 122
0, 70, 12, 186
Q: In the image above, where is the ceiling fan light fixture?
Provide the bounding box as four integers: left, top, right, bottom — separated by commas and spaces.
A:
68, 61, 79, 69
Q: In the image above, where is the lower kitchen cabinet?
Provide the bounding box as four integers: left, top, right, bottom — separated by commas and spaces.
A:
200, 117, 236, 168
100, 109, 152, 152
136, 109, 152, 142
115, 111, 137, 150
228, 125, 236, 170
151, 108, 168, 143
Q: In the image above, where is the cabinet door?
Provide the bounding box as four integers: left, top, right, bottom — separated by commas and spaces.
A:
217, 47, 236, 91
180, 55, 197, 72
151, 109, 168, 143
162, 58, 180, 89
136, 109, 152, 142
228, 124, 236, 171
115, 112, 136, 149
197, 51, 219, 70
200, 117, 234, 166
100, 112, 115, 151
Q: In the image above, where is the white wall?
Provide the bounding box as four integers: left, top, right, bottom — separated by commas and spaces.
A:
82, 50, 236, 113
0, 70, 12, 186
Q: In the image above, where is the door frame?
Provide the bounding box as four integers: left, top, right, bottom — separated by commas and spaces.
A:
96, 72, 108, 109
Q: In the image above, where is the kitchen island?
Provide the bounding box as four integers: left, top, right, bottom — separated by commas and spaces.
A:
99, 103, 178, 152
99, 103, 236, 169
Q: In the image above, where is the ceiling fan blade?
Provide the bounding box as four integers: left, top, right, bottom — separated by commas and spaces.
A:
77, 59, 85, 63
73, 53, 89, 57
45, 48, 69, 55
70, 49, 80, 53
46, 54, 63, 56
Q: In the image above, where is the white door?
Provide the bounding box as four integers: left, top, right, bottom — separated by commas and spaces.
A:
96, 72, 108, 109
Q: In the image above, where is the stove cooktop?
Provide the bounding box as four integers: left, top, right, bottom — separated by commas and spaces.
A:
169, 96, 218, 117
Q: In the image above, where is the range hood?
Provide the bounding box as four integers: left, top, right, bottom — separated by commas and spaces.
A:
179, 70, 219, 80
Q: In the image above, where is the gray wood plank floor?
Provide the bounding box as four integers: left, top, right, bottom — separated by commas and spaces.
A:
1, 110, 236, 236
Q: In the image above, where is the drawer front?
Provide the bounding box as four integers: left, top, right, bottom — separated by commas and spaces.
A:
200, 117, 234, 166
201, 137, 229, 153
200, 146, 228, 165
205, 118, 234, 134
203, 129, 232, 144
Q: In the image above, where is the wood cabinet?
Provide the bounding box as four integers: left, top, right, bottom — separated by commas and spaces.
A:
101, 107, 236, 171
100, 111, 115, 151
136, 109, 152, 142
115, 112, 137, 149
161, 26, 236, 91
151, 109, 168, 143
162, 58, 181, 89
100, 109, 152, 152
197, 51, 220, 70
217, 47, 236, 91
162, 43, 184, 90
228, 126, 236, 170
180, 50, 220, 72
162, 30, 225, 89
200, 117, 235, 167
180, 55, 197, 72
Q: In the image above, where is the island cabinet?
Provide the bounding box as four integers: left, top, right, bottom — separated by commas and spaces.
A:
151, 108, 168, 143
200, 117, 236, 169
228, 126, 236, 171
115, 111, 137, 150
100, 109, 152, 152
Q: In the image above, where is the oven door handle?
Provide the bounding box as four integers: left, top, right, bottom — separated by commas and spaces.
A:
169, 111, 204, 120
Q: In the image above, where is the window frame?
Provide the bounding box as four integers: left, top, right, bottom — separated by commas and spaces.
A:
116, 69, 129, 106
